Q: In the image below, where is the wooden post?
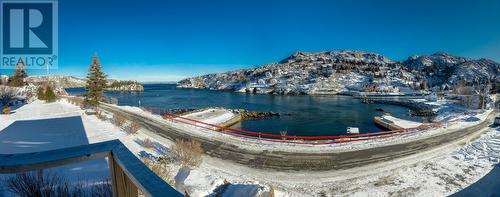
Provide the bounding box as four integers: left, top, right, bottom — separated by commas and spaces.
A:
108, 154, 118, 197
109, 153, 139, 197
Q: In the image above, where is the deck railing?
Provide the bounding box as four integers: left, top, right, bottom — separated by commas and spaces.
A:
0, 140, 183, 197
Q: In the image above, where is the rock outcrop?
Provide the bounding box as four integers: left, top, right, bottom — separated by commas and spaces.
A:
106, 80, 144, 92
234, 109, 280, 119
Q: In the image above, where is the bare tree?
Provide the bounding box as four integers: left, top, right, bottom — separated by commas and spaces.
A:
124, 121, 141, 135
5, 170, 71, 196
4, 170, 112, 197
113, 112, 127, 127
88, 179, 113, 197
0, 86, 16, 107
143, 138, 154, 149
142, 159, 174, 185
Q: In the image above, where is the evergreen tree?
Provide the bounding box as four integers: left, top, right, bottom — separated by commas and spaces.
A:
37, 85, 57, 102
37, 87, 46, 100
83, 54, 107, 108
44, 86, 56, 102
8, 58, 28, 87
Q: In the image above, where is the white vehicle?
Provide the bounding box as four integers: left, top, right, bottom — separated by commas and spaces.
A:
347, 127, 360, 134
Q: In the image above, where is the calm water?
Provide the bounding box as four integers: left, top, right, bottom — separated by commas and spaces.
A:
66, 84, 421, 136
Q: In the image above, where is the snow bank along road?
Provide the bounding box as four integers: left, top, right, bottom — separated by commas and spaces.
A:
100, 104, 497, 171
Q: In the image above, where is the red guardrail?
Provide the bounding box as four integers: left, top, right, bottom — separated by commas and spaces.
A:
165, 113, 411, 139
166, 114, 416, 144
62, 96, 441, 144
140, 106, 436, 144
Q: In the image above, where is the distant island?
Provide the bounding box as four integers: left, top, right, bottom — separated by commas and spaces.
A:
177, 50, 499, 96
106, 80, 144, 92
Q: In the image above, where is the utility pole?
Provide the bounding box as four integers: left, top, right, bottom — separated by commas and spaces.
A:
44, 57, 50, 88
46, 57, 50, 76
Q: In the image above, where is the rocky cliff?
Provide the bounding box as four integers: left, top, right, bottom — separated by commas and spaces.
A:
178, 51, 500, 95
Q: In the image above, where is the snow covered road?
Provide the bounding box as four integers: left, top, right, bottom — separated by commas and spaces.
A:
100, 103, 497, 171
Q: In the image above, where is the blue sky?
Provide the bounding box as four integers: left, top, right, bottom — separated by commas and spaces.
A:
10, 0, 500, 82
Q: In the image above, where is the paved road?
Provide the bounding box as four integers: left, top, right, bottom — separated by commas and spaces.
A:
101, 104, 496, 171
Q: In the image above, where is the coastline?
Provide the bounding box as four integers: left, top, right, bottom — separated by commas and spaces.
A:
101, 100, 495, 154
364, 98, 435, 117
2, 98, 498, 196
66, 84, 421, 136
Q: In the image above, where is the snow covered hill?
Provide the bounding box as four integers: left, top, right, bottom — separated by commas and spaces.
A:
24, 75, 144, 92
403, 52, 499, 89
26, 75, 86, 88
178, 51, 500, 95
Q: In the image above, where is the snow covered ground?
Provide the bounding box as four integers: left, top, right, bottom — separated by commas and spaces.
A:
115, 100, 493, 154
380, 114, 422, 129
413, 98, 493, 123
0, 100, 169, 195
0, 99, 498, 196
109, 101, 499, 196
0, 100, 269, 196
322, 126, 500, 197
181, 108, 236, 125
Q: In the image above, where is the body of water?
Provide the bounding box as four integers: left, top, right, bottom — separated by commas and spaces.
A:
66, 84, 422, 136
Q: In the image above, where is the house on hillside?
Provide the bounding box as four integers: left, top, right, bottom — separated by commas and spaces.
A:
447, 86, 491, 109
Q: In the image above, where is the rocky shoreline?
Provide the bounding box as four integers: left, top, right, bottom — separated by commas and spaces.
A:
232, 109, 281, 120
105, 84, 144, 92
106, 80, 144, 92
365, 98, 436, 117
172, 107, 281, 120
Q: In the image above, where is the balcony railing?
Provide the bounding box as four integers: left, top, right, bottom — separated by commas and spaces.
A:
0, 139, 183, 197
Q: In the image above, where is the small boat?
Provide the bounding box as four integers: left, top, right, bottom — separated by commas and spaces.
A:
347, 127, 360, 134
375, 108, 384, 112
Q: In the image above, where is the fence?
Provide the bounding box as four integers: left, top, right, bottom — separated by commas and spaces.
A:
143, 106, 441, 145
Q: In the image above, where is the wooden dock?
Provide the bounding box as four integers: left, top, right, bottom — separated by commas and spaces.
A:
374, 116, 404, 130
219, 113, 242, 128
374, 114, 423, 130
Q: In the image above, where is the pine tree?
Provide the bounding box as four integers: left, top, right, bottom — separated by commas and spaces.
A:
44, 86, 56, 102
37, 85, 57, 102
37, 87, 46, 100
8, 58, 28, 87
83, 54, 107, 108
